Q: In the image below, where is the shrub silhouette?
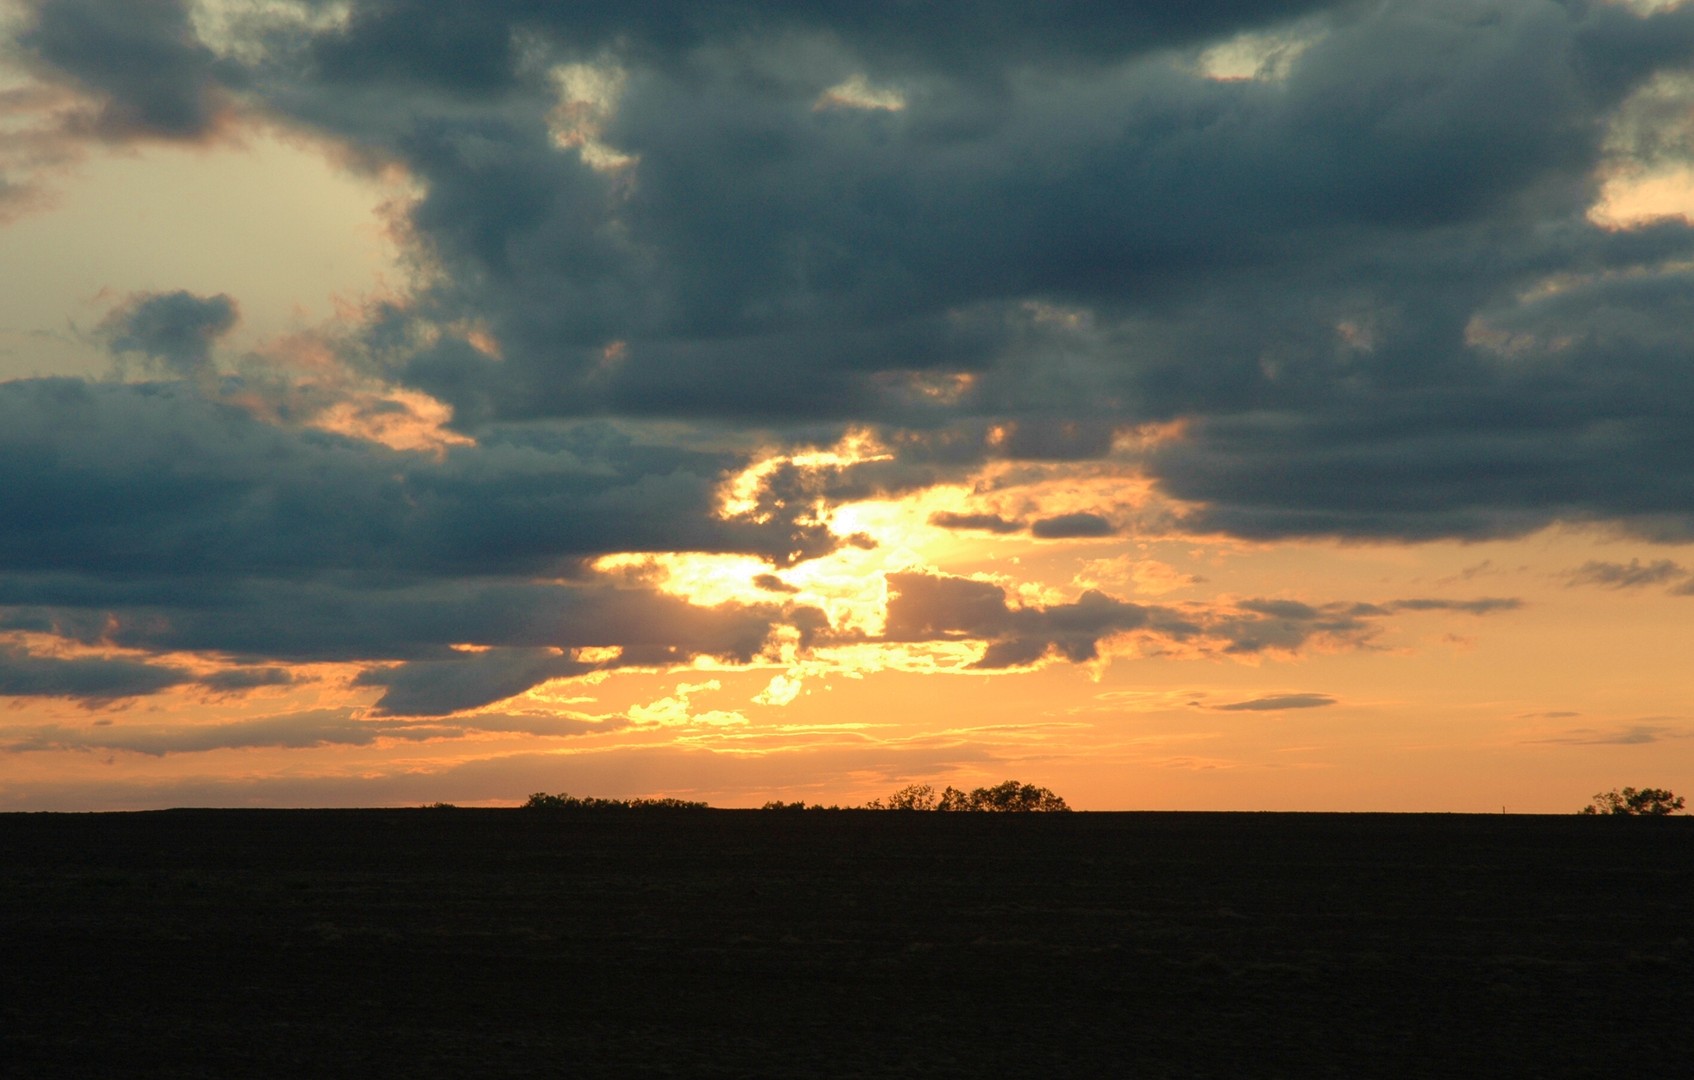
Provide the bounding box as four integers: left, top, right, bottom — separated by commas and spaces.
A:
1579, 787, 1685, 815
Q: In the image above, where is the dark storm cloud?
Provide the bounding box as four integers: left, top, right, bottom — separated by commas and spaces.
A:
301, 1, 1338, 85
272, 0, 1694, 540
0, 644, 190, 700
1, 572, 804, 669
15, 0, 232, 139
0, 374, 834, 712
0, 378, 837, 580
14, 1, 1694, 541
100, 290, 237, 379
1213, 693, 1336, 712
4, 570, 812, 713
6, 0, 1694, 724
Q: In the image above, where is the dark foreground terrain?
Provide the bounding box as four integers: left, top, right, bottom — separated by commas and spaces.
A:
2, 810, 1689, 1078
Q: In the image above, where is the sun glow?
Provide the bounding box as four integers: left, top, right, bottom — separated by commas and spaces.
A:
549, 60, 638, 173
814, 75, 907, 113
1589, 165, 1694, 227
1196, 26, 1322, 82
307, 387, 475, 455
716, 428, 894, 521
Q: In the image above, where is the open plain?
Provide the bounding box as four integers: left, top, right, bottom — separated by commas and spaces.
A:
2, 809, 1689, 1077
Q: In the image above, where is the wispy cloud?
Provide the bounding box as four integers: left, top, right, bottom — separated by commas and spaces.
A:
1563, 559, 1690, 591
878, 572, 1518, 669
0, 708, 627, 756
1212, 693, 1337, 712
1529, 724, 1690, 746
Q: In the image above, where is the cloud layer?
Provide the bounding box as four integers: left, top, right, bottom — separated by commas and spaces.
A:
4, 0, 1692, 729
880, 572, 1517, 670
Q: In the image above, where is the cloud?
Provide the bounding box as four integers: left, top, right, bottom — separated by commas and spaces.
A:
751, 573, 799, 594
1213, 693, 1336, 712
15, 0, 233, 140
197, 666, 299, 692
1, 708, 394, 755
1379, 598, 1523, 615
1564, 558, 1690, 590
0, 645, 301, 704
100, 290, 237, 379
928, 511, 1024, 534
1530, 724, 1690, 746
328, 0, 1694, 542
0, 643, 190, 700
879, 572, 1517, 670
11, 573, 811, 712
0, 706, 628, 755
0, 378, 842, 583
450, 712, 631, 738
355, 648, 594, 716
1209, 599, 1377, 656
5, 3, 1694, 557
0, 0, 1690, 724
0, 373, 844, 713
1029, 512, 1115, 540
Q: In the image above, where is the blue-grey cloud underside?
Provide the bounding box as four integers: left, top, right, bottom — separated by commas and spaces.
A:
18, 1, 1694, 543
3, 0, 1692, 717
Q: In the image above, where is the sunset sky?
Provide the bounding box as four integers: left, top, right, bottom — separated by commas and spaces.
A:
3, 0, 1694, 811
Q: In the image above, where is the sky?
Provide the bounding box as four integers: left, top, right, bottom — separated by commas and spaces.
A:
2, 0, 1693, 812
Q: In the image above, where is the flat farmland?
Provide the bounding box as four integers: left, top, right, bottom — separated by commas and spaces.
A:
2, 810, 1689, 1077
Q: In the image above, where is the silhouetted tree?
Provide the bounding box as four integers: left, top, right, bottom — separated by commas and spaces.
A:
952, 780, 1069, 812
524, 792, 574, 810
1580, 787, 1685, 815
873, 780, 1069, 812
936, 785, 972, 812
864, 784, 937, 810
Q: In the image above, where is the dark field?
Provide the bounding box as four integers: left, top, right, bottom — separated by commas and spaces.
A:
3, 810, 1690, 1077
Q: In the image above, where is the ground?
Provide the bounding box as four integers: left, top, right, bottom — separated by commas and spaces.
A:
3, 809, 1690, 1077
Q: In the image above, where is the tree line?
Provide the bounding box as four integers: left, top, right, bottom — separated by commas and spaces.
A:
766, 781, 1070, 812
509, 782, 1070, 812
448, 782, 1680, 815
521, 792, 710, 811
